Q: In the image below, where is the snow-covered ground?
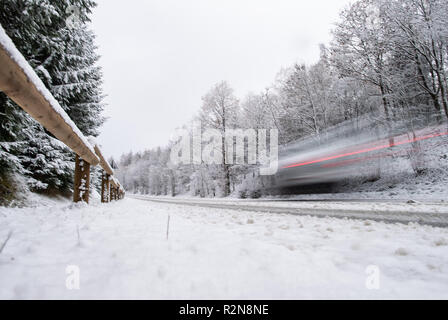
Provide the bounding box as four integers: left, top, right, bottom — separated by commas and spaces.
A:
1, 197, 448, 299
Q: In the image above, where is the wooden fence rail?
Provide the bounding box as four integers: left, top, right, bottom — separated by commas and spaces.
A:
0, 24, 124, 203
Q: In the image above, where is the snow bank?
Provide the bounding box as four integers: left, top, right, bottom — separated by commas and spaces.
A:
1, 198, 447, 299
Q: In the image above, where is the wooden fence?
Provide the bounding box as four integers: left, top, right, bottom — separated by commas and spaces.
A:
0, 25, 124, 203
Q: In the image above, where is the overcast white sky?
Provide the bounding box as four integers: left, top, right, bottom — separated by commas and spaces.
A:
92, 0, 352, 159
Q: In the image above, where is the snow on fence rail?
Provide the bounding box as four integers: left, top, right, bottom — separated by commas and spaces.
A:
0, 24, 124, 203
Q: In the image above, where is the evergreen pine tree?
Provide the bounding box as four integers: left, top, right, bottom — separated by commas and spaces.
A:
0, 0, 105, 201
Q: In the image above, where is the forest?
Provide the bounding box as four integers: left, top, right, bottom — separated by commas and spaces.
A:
117, 0, 448, 198
1, 0, 447, 203
0, 0, 105, 205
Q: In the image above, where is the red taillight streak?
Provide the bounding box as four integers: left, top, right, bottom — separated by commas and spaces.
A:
320, 149, 410, 168
283, 131, 448, 169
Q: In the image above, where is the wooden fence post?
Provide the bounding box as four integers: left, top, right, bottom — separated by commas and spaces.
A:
73, 155, 91, 203
106, 174, 111, 202
110, 185, 115, 201
101, 171, 110, 203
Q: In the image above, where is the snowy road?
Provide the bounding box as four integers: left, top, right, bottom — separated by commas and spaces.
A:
131, 195, 448, 228
1, 197, 448, 299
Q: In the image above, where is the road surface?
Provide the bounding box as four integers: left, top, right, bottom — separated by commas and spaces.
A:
130, 195, 448, 227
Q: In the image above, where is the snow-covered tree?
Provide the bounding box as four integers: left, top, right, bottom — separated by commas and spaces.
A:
198, 81, 239, 196
0, 0, 105, 202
